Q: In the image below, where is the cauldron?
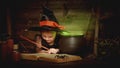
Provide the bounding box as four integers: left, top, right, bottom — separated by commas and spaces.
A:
59, 35, 86, 55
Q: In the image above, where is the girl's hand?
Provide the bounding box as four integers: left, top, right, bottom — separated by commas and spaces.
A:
35, 36, 42, 48
48, 48, 59, 54
36, 43, 42, 48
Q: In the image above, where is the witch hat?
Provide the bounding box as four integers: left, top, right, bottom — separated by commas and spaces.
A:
29, 6, 64, 31
40, 6, 58, 23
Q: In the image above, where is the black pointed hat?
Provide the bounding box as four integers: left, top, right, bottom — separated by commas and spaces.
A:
40, 6, 59, 23
29, 6, 64, 31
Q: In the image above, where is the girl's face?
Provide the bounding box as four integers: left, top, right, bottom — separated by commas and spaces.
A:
41, 31, 57, 45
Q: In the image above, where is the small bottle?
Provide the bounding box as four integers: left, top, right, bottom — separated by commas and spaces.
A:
12, 44, 20, 62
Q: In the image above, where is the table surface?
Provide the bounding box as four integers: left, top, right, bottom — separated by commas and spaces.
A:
17, 58, 107, 67
1, 58, 119, 68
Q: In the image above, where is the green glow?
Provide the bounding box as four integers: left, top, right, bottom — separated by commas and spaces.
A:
57, 11, 91, 36
61, 31, 70, 36
60, 30, 84, 36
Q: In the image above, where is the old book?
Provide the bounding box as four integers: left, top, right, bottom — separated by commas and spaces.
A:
20, 53, 82, 63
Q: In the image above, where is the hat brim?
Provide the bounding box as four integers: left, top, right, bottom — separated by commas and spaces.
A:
28, 26, 61, 32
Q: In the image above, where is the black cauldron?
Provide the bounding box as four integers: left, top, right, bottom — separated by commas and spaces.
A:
59, 35, 86, 55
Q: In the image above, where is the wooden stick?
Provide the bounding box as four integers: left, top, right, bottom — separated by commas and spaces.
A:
19, 35, 49, 50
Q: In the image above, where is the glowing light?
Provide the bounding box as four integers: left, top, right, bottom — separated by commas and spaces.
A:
60, 30, 84, 36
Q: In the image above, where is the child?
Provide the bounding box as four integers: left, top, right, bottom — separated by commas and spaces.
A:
30, 6, 64, 54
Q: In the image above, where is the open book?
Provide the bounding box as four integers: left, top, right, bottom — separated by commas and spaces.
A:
20, 53, 82, 63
